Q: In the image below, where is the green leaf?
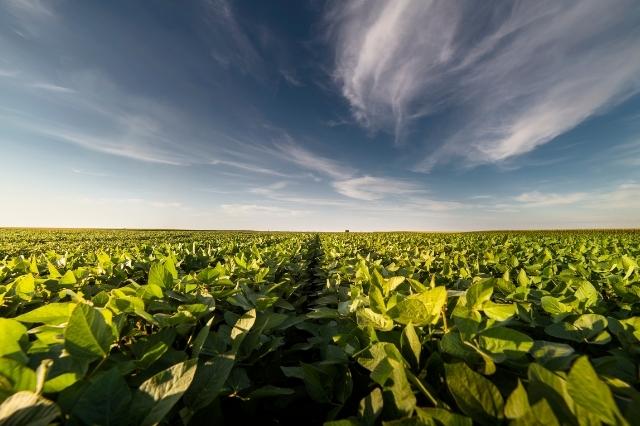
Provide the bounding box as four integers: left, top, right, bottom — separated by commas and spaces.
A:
64, 304, 114, 361
388, 287, 446, 326
510, 399, 559, 426
183, 354, 235, 412
15, 302, 76, 325
13, 274, 35, 301
71, 369, 131, 426
368, 283, 386, 314
478, 327, 534, 360
0, 358, 37, 395
527, 363, 574, 422
131, 359, 197, 426
357, 308, 394, 331
545, 313, 610, 344
416, 407, 472, 426
567, 356, 624, 425
540, 296, 571, 316
574, 281, 598, 306
517, 269, 529, 286
59, 270, 77, 285
191, 317, 214, 359
445, 362, 504, 425
0, 391, 60, 426
230, 309, 256, 353
401, 323, 421, 368
248, 385, 295, 399
466, 280, 493, 309
482, 301, 516, 321
148, 263, 173, 288
530, 341, 576, 370
0, 319, 27, 363
358, 388, 383, 426
505, 380, 530, 419
372, 357, 416, 417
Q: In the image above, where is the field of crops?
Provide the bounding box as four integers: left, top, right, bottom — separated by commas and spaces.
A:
0, 229, 639, 425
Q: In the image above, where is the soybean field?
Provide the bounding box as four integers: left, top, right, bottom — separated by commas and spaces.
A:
0, 229, 639, 425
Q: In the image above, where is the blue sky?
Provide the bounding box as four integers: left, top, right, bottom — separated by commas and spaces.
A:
1, 0, 639, 231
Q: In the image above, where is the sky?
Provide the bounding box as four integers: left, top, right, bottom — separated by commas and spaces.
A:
0, 0, 639, 231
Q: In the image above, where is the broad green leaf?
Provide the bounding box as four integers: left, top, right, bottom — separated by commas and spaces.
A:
372, 357, 416, 417
527, 363, 575, 422
466, 280, 493, 309
567, 356, 625, 425
230, 309, 256, 353
505, 380, 530, 419
59, 270, 77, 285
401, 323, 421, 368
248, 385, 294, 399
574, 281, 598, 306
0, 319, 27, 362
445, 362, 504, 425
64, 304, 114, 361
15, 302, 76, 325
357, 308, 394, 331
482, 301, 516, 321
184, 354, 235, 412
478, 327, 534, 360
388, 287, 446, 326
358, 388, 383, 426
368, 283, 386, 314
517, 269, 529, 287
0, 391, 60, 426
13, 274, 35, 301
131, 359, 197, 426
71, 368, 131, 426
530, 341, 576, 370
148, 263, 173, 288
510, 399, 559, 426
540, 296, 571, 316
416, 407, 472, 426
545, 314, 610, 344
387, 276, 406, 292
0, 358, 37, 395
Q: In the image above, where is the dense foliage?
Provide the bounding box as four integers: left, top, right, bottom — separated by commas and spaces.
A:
0, 229, 639, 425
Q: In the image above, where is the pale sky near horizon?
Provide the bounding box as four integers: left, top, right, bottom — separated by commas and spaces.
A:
1, 0, 639, 231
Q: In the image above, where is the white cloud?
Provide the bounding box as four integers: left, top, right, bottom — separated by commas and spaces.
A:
71, 168, 109, 177
3, 0, 57, 36
328, 0, 640, 167
29, 82, 75, 93
202, 0, 263, 75
275, 142, 353, 180
81, 197, 184, 209
514, 191, 587, 207
512, 183, 640, 211
210, 159, 292, 177
589, 182, 640, 210
221, 204, 308, 217
332, 175, 421, 201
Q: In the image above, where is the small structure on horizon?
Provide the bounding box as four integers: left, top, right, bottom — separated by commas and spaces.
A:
345, 229, 349, 233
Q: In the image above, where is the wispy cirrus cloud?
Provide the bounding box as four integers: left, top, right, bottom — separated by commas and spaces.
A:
221, 203, 308, 217
201, 0, 263, 75
328, 0, 640, 169
3, 0, 57, 36
332, 176, 422, 201
514, 191, 588, 207
273, 141, 429, 202
274, 141, 353, 180
28, 82, 75, 93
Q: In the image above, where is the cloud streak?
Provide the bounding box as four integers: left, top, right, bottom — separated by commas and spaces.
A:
333, 176, 422, 201
328, 0, 640, 168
